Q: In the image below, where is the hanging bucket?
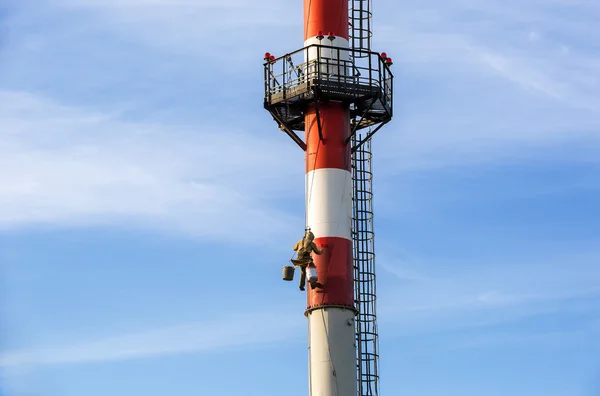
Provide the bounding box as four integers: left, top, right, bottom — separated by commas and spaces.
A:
306, 265, 318, 283
282, 265, 295, 281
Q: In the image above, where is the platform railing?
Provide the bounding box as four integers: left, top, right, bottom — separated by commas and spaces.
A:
264, 44, 392, 106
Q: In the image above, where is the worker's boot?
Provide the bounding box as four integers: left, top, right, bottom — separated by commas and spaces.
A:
310, 281, 323, 289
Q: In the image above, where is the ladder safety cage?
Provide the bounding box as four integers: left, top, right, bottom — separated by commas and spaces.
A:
350, 0, 373, 56
350, 1, 383, 395
352, 135, 380, 396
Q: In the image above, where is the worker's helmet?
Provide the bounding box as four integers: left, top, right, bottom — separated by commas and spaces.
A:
305, 230, 315, 242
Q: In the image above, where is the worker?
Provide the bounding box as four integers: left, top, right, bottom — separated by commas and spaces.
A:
291, 228, 324, 291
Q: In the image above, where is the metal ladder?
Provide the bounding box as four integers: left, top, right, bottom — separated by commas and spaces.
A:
350, 0, 373, 58
352, 136, 380, 396
350, 1, 380, 395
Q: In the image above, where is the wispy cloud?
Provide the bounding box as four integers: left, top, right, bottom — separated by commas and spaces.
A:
5, 250, 596, 369
0, 310, 302, 369
0, 1, 598, 395
377, 244, 434, 282
377, 251, 600, 334
0, 90, 302, 246
5, 0, 600, 179
371, 0, 600, 172
47, 0, 300, 59
447, 318, 600, 351
465, 44, 600, 111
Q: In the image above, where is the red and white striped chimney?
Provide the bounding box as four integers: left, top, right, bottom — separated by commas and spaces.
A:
303, 1, 357, 395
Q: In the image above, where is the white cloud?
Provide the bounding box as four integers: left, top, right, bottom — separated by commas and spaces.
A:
377, 251, 600, 334
467, 45, 600, 111
4, 251, 597, 369
1, 4, 599, 394
0, 90, 302, 246
1, 0, 598, 234
6, 0, 600, 175
528, 30, 541, 42
376, 244, 434, 282
0, 310, 302, 368
447, 318, 600, 350
367, 0, 600, 172
377, 0, 600, 109
48, 0, 300, 58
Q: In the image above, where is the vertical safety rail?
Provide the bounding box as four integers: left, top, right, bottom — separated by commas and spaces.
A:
350, 0, 380, 395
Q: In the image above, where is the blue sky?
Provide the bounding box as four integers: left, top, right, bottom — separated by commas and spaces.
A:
1, 0, 600, 395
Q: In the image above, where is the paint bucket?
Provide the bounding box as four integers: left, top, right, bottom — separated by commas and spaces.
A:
307, 265, 318, 283
282, 265, 295, 281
